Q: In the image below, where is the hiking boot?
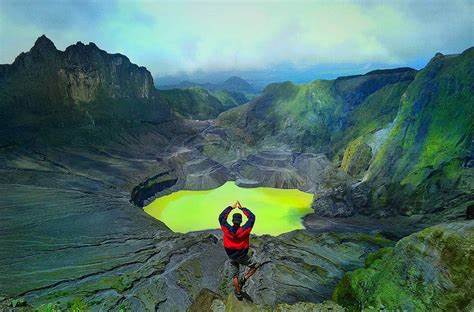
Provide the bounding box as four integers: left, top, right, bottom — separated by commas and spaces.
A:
234, 290, 243, 301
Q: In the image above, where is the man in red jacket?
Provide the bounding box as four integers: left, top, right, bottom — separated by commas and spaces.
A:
219, 200, 256, 299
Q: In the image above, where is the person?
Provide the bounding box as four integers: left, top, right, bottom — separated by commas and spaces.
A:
218, 200, 257, 300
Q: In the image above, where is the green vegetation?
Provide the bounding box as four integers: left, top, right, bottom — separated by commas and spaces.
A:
158, 87, 226, 120
36, 303, 61, 312
212, 89, 249, 109
218, 50, 472, 216
218, 69, 415, 159
367, 48, 474, 214
157, 86, 247, 120
340, 137, 372, 177
333, 222, 474, 311
34, 297, 88, 312
144, 181, 314, 235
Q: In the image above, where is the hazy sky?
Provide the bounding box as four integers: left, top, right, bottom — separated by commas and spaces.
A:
1, 0, 473, 79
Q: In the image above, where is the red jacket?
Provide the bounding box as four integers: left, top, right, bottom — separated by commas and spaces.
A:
218, 206, 255, 259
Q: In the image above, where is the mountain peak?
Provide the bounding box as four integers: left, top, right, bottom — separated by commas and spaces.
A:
224, 76, 248, 84
221, 76, 254, 93
32, 35, 57, 52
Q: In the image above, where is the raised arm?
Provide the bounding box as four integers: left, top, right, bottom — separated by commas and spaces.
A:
240, 207, 255, 231
218, 206, 233, 228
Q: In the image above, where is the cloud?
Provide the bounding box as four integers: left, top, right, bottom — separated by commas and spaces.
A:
1, 0, 473, 77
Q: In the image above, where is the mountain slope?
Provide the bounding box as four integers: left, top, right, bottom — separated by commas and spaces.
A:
157, 87, 248, 120
220, 76, 256, 94
217, 68, 417, 157
157, 76, 256, 112
363, 48, 474, 216
157, 87, 226, 120
0, 35, 173, 146
158, 75, 256, 95
217, 48, 473, 218
333, 221, 473, 311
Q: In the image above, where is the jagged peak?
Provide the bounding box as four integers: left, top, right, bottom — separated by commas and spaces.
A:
72, 41, 97, 48
32, 34, 57, 52
64, 40, 109, 58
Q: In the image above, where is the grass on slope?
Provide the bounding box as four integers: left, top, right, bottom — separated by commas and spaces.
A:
365, 48, 474, 214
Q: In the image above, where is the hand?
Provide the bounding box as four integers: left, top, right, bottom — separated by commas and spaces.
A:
231, 201, 239, 209
236, 201, 242, 209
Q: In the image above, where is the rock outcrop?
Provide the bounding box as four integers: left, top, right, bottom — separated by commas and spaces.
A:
333, 221, 474, 311
340, 138, 372, 178
188, 288, 345, 312
2, 35, 154, 103
0, 35, 173, 148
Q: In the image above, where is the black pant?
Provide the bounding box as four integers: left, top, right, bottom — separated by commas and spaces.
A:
230, 253, 255, 278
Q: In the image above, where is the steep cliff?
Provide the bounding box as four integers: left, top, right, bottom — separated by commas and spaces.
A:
0, 35, 171, 146
363, 48, 474, 216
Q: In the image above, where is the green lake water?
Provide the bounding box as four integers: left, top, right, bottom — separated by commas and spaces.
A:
144, 181, 314, 236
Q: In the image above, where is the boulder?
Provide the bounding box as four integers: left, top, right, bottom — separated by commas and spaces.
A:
340, 138, 372, 178
312, 184, 354, 217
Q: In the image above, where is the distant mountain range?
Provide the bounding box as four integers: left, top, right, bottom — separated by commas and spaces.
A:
157, 76, 257, 95
153, 59, 431, 92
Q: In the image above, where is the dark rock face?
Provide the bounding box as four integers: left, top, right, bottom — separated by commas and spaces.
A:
350, 182, 371, 212
131, 171, 179, 206
0, 35, 172, 148
467, 205, 474, 220
5, 35, 154, 103
312, 184, 354, 217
